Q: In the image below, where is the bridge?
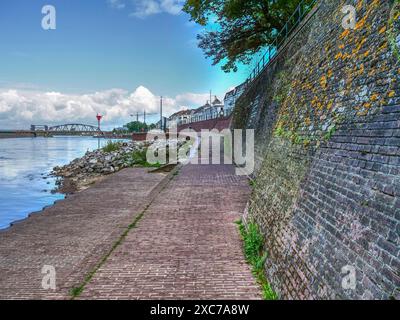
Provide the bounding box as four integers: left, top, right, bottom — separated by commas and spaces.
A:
0, 124, 107, 138
31, 123, 103, 136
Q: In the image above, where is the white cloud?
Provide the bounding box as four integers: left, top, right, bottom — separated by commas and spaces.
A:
160, 0, 185, 15
107, 0, 185, 19
128, 0, 184, 18
175, 92, 210, 106
107, 0, 126, 9
0, 86, 210, 130
130, 0, 161, 18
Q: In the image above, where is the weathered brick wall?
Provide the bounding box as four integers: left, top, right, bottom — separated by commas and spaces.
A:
233, 0, 400, 299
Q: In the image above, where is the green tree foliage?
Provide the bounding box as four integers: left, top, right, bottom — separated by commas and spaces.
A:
126, 121, 148, 132
121, 121, 156, 133
183, 0, 303, 72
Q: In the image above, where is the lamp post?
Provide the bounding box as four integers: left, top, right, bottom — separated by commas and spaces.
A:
160, 96, 163, 131
96, 113, 103, 131
96, 113, 103, 149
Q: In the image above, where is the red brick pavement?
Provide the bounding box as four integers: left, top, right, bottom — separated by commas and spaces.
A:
79, 163, 262, 300
0, 168, 166, 299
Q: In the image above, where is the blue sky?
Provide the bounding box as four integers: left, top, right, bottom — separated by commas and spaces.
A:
0, 0, 250, 128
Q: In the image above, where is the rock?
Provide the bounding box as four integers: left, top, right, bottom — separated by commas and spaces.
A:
51, 139, 187, 190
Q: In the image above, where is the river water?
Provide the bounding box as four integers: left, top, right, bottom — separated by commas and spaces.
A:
0, 136, 119, 230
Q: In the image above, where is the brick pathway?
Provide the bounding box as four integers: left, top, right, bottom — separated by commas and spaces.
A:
0, 155, 261, 299
0, 168, 167, 299
79, 162, 261, 300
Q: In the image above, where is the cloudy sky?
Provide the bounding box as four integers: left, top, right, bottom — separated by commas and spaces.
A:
0, 0, 249, 130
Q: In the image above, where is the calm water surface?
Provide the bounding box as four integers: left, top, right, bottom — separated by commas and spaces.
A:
0, 136, 121, 230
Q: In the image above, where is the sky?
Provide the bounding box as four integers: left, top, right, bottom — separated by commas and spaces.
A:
0, 0, 250, 130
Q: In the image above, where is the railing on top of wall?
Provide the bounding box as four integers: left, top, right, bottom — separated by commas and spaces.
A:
244, 0, 318, 88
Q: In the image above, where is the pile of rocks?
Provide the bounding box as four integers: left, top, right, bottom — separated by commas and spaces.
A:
53, 141, 150, 179
52, 138, 190, 193
52, 141, 152, 192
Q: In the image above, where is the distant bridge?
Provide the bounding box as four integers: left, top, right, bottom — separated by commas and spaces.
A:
48, 124, 101, 133
31, 124, 103, 136
0, 124, 119, 139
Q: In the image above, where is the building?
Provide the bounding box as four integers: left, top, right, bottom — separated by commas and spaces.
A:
167, 109, 193, 129
223, 82, 246, 116
191, 96, 224, 122
167, 95, 227, 128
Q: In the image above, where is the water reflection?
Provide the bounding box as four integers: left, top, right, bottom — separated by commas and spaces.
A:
0, 136, 124, 229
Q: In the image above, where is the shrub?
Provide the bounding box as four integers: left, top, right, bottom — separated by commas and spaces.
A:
102, 140, 121, 153
236, 220, 278, 300
126, 148, 161, 168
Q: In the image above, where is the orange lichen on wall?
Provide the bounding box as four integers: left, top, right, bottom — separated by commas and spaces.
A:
388, 91, 396, 98
335, 52, 343, 60
320, 75, 328, 89
378, 42, 388, 52
356, 0, 363, 11
370, 0, 380, 9
379, 26, 387, 34
355, 14, 368, 31
370, 93, 379, 102
340, 29, 350, 39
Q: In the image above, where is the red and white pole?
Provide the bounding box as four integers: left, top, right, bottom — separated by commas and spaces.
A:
96, 113, 103, 131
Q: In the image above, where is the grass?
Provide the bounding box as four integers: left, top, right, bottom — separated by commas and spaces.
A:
388, 1, 400, 63
249, 179, 257, 189
70, 211, 146, 298
125, 148, 162, 168
236, 219, 278, 300
69, 161, 179, 299
102, 140, 121, 153
323, 125, 337, 141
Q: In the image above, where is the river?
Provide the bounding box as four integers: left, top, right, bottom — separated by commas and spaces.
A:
0, 136, 122, 230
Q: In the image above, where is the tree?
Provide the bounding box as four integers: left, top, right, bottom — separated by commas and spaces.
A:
183, 0, 304, 72
148, 123, 157, 130
125, 121, 148, 132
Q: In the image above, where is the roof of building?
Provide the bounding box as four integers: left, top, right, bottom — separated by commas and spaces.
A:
212, 96, 222, 105
224, 82, 246, 100
169, 109, 192, 119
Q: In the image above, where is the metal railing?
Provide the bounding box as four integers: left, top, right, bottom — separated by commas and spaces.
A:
244, 0, 318, 87
172, 108, 233, 127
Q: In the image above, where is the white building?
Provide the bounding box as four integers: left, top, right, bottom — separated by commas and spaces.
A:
191, 96, 224, 122
224, 82, 246, 116
167, 109, 193, 129
167, 95, 226, 128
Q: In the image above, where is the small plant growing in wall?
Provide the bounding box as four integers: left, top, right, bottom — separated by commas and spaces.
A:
387, 0, 400, 63
273, 71, 291, 104
323, 125, 337, 141
236, 219, 278, 300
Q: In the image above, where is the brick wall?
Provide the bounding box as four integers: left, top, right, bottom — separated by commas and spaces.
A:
131, 133, 147, 141
233, 0, 399, 299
